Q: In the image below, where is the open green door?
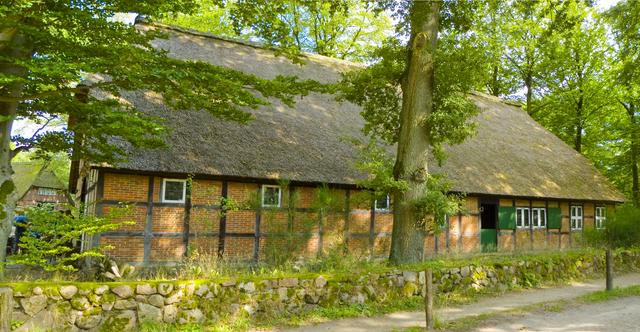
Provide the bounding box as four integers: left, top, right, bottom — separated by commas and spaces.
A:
480, 203, 499, 252
481, 229, 497, 252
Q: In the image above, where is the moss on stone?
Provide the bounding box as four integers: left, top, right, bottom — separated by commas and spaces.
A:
402, 282, 418, 297
100, 316, 130, 332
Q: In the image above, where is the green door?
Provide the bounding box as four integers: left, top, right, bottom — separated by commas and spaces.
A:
481, 229, 497, 252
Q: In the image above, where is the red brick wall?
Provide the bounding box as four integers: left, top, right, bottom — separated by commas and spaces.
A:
103, 173, 148, 202
94, 170, 617, 263
102, 236, 144, 263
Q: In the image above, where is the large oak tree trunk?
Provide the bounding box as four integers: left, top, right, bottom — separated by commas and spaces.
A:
389, 1, 440, 265
0, 29, 27, 265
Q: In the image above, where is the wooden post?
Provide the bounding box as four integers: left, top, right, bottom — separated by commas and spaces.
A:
424, 268, 434, 330
0, 287, 12, 332
606, 248, 614, 291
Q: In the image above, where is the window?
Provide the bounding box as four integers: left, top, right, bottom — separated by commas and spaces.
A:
516, 207, 529, 228
532, 208, 547, 228
261, 185, 281, 208
162, 179, 186, 203
596, 206, 606, 229
570, 205, 583, 230
375, 195, 390, 211
37, 187, 57, 196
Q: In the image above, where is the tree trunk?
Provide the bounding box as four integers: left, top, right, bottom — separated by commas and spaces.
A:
627, 104, 640, 207
575, 94, 583, 153
489, 65, 500, 97
525, 73, 533, 115
0, 30, 28, 266
389, 1, 440, 265
606, 248, 613, 291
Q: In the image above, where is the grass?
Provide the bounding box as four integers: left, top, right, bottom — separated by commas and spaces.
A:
0, 247, 607, 284
579, 284, 640, 302
399, 284, 640, 332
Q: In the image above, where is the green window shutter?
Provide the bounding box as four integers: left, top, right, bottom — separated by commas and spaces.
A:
548, 208, 562, 229
498, 206, 516, 230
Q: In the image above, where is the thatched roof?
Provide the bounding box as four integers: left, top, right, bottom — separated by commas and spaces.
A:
105, 23, 624, 203
13, 162, 65, 199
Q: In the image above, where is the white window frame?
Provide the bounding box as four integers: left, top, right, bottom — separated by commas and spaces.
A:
261, 185, 282, 208
531, 208, 547, 229
516, 207, 530, 229
595, 206, 606, 229
570, 205, 583, 230
374, 194, 391, 212
161, 179, 187, 203
37, 187, 57, 196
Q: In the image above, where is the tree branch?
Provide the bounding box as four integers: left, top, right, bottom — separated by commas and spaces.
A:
10, 116, 55, 159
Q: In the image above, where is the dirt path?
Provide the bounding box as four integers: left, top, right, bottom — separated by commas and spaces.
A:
471, 296, 640, 332
280, 273, 640, 332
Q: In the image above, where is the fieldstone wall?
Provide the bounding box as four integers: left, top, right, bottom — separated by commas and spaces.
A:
4, 251, 640, 331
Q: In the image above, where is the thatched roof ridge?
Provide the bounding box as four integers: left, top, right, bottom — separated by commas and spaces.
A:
13, 162, 65, 200
106, 24, 624, 203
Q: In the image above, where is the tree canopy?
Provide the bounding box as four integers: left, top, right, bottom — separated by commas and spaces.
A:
161, 0, 393, 62
0, 0, 324, 263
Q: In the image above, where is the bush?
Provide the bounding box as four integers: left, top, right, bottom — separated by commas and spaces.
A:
584, 204, 640, 249
7, 203, 134, 272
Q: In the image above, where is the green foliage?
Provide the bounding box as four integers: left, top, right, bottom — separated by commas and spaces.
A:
159, 0, 236, 37
352, 138, 464, 234
161, 0, 393, 63
583, 205, 640, 250
13, 151, 71, 186
339, 31, 482, 157
2, 1, 325, 164
229, 0, 392, 62
10, 320, 22, 330
352, 139, 408, 198
7, 203, 134, 272
411, 175, 465, 233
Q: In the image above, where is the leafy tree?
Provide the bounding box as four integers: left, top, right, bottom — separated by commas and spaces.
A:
584, 205, 640, 290
476, 0, 520, 97
230, 0, 392, 62
8, 203, 134, 272
340, 1, 484, 264
604, 0, 640, 206
535, 7, 610, 154
160, 0, 237, 36
165, 0, 393, 63
480, 0, 588, 113
0, 1, 322, 264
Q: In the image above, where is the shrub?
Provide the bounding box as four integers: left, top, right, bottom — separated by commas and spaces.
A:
7, 203, 134, 272
584, 204, 640, 249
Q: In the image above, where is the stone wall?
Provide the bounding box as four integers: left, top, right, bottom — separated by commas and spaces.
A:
4, 251, 640, 331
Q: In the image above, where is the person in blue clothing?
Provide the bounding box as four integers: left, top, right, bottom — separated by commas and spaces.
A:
12, 213, 28, 254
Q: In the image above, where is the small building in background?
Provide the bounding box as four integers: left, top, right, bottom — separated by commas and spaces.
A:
13, 162, 70, 209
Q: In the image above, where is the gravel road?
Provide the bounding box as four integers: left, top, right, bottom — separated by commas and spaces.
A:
472, 296, 640, 332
